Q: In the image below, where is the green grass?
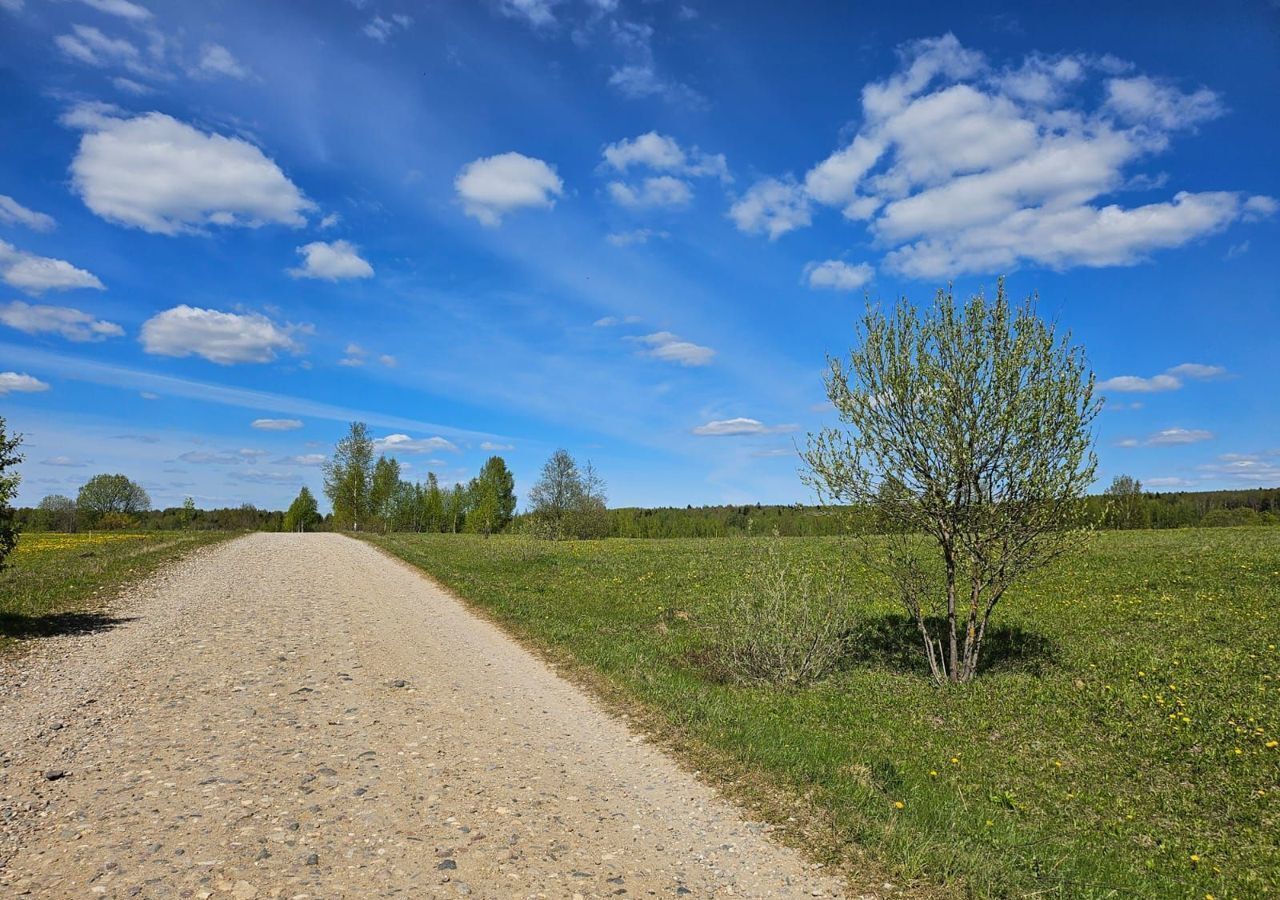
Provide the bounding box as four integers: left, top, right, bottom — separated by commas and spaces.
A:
366, 528, 1280, 899
0, 530, 232, 651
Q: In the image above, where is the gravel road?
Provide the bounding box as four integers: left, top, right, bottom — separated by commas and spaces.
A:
0, 533, 846, 899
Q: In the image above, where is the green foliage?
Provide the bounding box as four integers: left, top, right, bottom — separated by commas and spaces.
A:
0, 417, 23, 569
466, 455, 517, 535
525, 449, 608, 539
283, 486, 321, 532
805, 281, 1099, 683
323, 421, 374, 531
1103, 474, 1150, 529
31, 495, 77, 532
369, 455, 401, 532
76, 473, 150, 526
368, 529, 1280, 900
705, 534, 856, 686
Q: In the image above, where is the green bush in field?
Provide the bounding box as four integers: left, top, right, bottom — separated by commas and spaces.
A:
706, 534, 857, 686
0, 417, 22, 569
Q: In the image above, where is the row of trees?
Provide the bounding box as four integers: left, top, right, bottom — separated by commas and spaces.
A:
319, 422, 518, 535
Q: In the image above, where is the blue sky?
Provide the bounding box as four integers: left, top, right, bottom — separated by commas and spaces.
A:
1, 0, 1277, 511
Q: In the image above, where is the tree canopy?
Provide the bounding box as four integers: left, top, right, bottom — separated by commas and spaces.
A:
77, 473, 150, 525
804, 281, 1099, 684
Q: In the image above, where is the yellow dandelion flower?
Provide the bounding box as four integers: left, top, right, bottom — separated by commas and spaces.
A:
893, 801, 904, 810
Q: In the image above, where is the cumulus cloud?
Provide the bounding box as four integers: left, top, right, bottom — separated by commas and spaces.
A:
602, 132, 727, 211
607, 175, 692, 209
66, 107, 314, 235
602, 132, 729, 181
140, 305, 303, 365
251, 418, 303, 431
628, 331, 715, 366
1197, 454, 1280, 485
373, 433, 460, 454
692, 417, 797, 436
288, 240, 374, 281
804, 260, 874, 291
0, 300, 123, 342
0, 195, 56, 232
0, 240, 104, 294
454, 152, 563, 226
194, 43, 250, 79
1099, 362, 1227, 393
732, 33, 1273, 275
728, 178, 811, 240
0, 371, 50, 394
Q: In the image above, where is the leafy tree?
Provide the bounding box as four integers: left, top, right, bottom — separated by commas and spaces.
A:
35, 494, 77, 532
444, 482, 469, 533
369, 455, 401, 533
77, 473, 150, 526
283, 486, 321, 532
466, 456, 517, 536
323, 422, 374, 531
0, 417, 23, 568
1104, 475, 1149, 530
804, 281, 1099, 684
420, 472, 445, 533
179, 496, 197, 528
527, 449, 608, 539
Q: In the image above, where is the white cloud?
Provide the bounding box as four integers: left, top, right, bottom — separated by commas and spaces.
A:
194, 43, 250, 79
480, 441, 515, 451
78, 0, 152, 20
140, 305, 302, 365
378, 354, 397, 367
288, 240, 374, 281
737, 34, 1269, 276
0, 300, 123, 342
1099, 362, 1227, 393
43, 455, 87, 467
1142, 428, 1214, 446
602, 132, 729, 181
804, 260, 874, 291
593, 314, 641, 326
364, 13, 412, 41
0, 240, 105, 294
692, 417, 797, 436
728, 178, 810, 240
607, 175, 692, 209
454, 152, 563, 226
605, 22, 705, 108
67, 108, 314, 235
111, 76, 152, 95
1197, 455, 1280, 485
605, 228, 668, 247
55, 24, 144, 71
319, 212, 341, 229
373, 433, 460, 454
0, 371, 50, 394
496, 0, 559, 27
251, 418, 303, 431
629, 331, 715, 367
278, 453, 326, 466
1144, 476, 1197, 488
0, 195, 56, 232
1103, 76, 1223, 130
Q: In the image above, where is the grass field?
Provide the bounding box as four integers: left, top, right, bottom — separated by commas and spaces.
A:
0, 531, 231, 652
368, 528, 1280, 899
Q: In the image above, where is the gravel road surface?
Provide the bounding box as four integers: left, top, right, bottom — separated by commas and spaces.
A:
0, 533, 845, 899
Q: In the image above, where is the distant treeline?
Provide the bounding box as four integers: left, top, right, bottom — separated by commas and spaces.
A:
14, 487, 1279, 536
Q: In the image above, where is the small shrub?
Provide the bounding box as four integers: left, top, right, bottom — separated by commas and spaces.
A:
706, 536, 856, 686
97, 512, 136, 531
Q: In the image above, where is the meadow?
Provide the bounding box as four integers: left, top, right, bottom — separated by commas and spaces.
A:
368, 528, 1280, 899
0, 531, 230, 651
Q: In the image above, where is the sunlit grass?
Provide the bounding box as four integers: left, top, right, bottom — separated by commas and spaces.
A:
368, 528, 1280, 898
